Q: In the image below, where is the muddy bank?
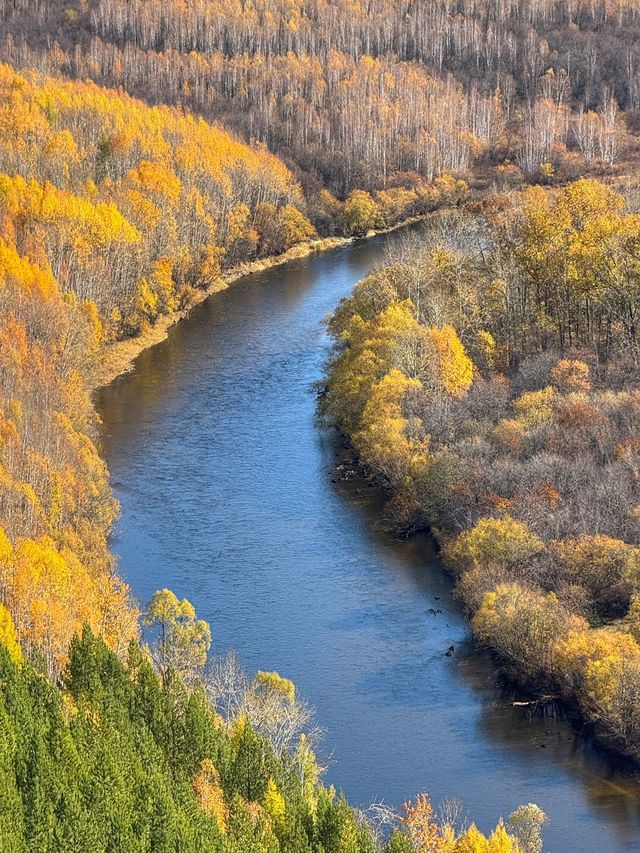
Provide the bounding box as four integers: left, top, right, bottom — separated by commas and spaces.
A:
94, 236, 347, 389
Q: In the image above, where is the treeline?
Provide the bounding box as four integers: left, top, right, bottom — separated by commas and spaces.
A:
323, 178, 640, 758
1, 0, 638, 191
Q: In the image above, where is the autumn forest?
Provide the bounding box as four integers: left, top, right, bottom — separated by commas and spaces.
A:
1, 0, 640, 849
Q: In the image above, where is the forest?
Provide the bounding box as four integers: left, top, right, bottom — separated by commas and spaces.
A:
1, 0, 639, 198
1, 0, 638, 846
0, 38, 546, 853
0, 616, 548, 851
0, 66, 544, 840
322, 177, 640, 759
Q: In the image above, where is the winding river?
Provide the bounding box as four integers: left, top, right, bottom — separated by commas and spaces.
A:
96, 226, 640, 852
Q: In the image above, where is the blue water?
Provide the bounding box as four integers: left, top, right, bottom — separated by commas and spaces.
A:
97, 229, 640, 852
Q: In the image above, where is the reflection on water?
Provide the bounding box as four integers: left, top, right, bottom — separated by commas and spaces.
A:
96, 228, 640, 851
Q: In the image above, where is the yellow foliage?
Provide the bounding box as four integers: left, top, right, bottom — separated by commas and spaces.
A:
447, 516, 545, 572
0, 235, 137, 674
513, 386, 557, 425
343, 190, 382, 236
400, 792, 442, 852
0, 61, 307, 342
355, 369, 426, 485
12, 537, 102, 674
129, 159, 182, 204
0, 604, 22, 664
193, 759, 228, 832
263, 777, 286, 834
455, 824, 490, 853
552, 535, 640, 614
558, 626, 640, 746
473, 582, 586, 680
325, 300, 419, 434
254, 671, 296, 702
278, 204, 317, 247
424, 325, 474, 396
0, 527, 13, 588
487, 821, 517, 852
476, 330, 497, 370
513, 179, 640, 319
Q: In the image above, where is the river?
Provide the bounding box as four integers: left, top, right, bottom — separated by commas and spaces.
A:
96, 226, 640, 851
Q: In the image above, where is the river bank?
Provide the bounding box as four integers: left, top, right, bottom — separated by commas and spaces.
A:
326, 401, 640, 770
93, 214, 430, 390
96, 226, 640, 851
320, 186, 640, 776
331, 433, 640, 769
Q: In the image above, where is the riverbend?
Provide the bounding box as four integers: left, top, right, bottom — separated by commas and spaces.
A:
97, 225, 640, 852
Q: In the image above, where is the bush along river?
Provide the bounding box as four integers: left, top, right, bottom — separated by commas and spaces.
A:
96, 224, 640, 851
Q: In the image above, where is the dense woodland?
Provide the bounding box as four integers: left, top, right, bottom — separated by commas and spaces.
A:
0, 617, 548, 852
1, 0, 636, 845
0, 63, 319, 338
2, 0, 640, 197
0, 61, 320, 686
323, 177, 640, 758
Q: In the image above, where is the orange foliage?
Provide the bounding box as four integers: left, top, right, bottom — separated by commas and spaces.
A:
193, 759, 228, 832
0, 238, 138, 675
0, 63, 313, 339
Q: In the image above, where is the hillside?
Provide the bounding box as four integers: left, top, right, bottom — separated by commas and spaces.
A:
2, 0, 640, 200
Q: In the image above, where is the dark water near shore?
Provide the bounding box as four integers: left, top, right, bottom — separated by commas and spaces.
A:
96, 227, 640, 852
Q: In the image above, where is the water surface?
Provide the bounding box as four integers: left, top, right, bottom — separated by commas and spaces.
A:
97, 230, 640, 851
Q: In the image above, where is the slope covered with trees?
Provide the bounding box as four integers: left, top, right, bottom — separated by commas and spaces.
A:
0, 62, 312, 681
0, 225, 134, 680
0, 624, 547, 852
323, 177, 640, 759
2, 0, 639, 198
0, 63, 318, 341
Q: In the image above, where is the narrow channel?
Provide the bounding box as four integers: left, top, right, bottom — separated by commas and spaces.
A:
96, 225, 640, 852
